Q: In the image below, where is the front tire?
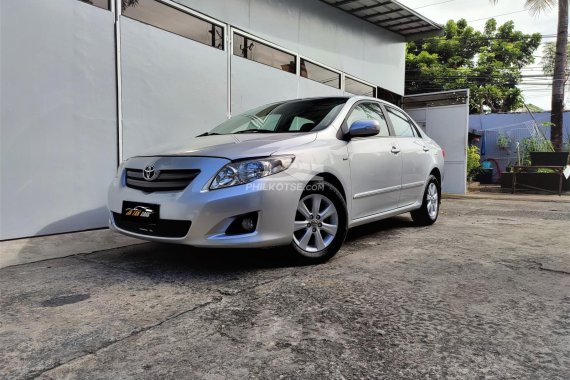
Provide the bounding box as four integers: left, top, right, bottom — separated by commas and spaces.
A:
411, 175, 440, 226
290, 181, 348, 263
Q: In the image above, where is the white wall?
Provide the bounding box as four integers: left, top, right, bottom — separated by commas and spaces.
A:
0, 0, 117, 240
176, 0, 406, 95
121, 0, 403, 148
0, 0, 407, 240
230, 57, 298, 115
298, 77, 344, 99
120, 17, 228, 159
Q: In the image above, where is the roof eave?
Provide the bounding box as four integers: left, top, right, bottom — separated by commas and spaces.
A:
404, 28, 445, 41
320, 0, 443, 39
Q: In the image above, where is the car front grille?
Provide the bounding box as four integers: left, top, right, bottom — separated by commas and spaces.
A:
125, 169, 200, 192
112, 212, 191, 238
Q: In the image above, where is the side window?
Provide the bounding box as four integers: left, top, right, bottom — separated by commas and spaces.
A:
386, 107, 416, 137
346, 102, 390, 137
409, 121, 422, 137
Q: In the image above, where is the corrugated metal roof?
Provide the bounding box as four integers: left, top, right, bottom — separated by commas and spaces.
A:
320, 0, 443, 40
403, 89, 469, 108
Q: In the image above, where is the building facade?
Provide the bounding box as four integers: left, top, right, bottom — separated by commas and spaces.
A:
0, 0, 440, 240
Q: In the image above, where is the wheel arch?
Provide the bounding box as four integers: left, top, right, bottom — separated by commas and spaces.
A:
310, 172, 347, 202
430, 167, 442, 188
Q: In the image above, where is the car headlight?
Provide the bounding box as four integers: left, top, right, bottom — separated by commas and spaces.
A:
210, 155, 295, 190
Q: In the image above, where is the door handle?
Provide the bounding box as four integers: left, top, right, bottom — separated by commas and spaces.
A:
423, 146, 430, 152
391, 146, 401, 154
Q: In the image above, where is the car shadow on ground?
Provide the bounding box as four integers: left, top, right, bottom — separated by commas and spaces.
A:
345, 215, 414, 242
89, 215, 417, 275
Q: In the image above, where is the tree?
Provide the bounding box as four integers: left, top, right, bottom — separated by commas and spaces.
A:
542, 42, 570, 108
542, 42, 570, 76
406, 19, 541, 114
122, 0, 138, 11
491, 0, 568, 151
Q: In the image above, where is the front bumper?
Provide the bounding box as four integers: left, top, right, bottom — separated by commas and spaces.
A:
108, 156, 304, 248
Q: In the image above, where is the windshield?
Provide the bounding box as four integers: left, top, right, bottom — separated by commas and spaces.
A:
203, 98, 347, 135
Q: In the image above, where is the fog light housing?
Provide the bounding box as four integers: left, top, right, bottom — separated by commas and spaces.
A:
225, 212, 259, 235
241, 217, 255, 231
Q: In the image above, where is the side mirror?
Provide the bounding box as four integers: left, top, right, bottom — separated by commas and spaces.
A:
347, 119, 380, 139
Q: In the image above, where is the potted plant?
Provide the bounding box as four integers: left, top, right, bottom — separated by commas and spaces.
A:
500, 133, 570, 192
522, 130, 568, 167
523, 121, 568, 166
496, 134, 510, 150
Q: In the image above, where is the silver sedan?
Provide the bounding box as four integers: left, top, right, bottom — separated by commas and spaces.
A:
108, 96, 444, 262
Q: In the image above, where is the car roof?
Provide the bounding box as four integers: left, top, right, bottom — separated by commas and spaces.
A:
292, 95, 396, 108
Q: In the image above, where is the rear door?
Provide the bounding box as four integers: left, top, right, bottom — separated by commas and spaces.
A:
346, 102, 402, 220
385, 106, 432, 207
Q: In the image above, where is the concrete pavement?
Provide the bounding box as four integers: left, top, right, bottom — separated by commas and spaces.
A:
1, 198, 569, 379
0, 229, 141, 269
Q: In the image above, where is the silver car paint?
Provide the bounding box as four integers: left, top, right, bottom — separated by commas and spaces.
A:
108, 96, 444, 247
138, 133, 318, 160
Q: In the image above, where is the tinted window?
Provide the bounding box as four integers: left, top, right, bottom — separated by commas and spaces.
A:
123, 0, 224, 49
79, 0, 109, 10
290, 117, 315, 131
346, 102, 390, 137
233, 34, 296, 73
206, 98, 347, 135
345, 77, 375, 97
386, 107, 416, 137
300, 59, 340, 89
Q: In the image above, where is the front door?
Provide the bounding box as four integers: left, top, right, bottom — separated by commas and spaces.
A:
346, 102, 402, 220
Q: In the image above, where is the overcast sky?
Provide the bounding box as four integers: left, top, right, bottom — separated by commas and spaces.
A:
398, 0, 557, 110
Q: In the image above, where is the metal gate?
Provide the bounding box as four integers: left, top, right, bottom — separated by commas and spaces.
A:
404, 90, 469, 195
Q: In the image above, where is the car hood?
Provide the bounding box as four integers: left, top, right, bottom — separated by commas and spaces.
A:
139, 133, 317, 160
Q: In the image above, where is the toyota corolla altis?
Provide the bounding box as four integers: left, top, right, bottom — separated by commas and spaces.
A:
108, 96, 444, 262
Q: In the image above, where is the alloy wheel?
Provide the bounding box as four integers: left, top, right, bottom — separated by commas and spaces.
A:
293, 194, 338, 255
427, 182, 438, 220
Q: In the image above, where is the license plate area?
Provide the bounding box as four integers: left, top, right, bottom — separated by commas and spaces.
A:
122, 201, 159, 224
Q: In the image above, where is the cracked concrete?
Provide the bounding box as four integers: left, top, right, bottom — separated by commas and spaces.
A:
1, 198, 569, 379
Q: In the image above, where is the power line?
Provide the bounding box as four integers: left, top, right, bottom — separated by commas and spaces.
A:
405, 72, 558, 77
406, 77, 558, 81
414, 0, 460, 9
406, 67, 546, 73
409, 34, 561, 42
468, 9, 528, 22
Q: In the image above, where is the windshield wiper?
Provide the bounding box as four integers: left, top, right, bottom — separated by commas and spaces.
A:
196, 132, 222, 137
232, 129, 275, 134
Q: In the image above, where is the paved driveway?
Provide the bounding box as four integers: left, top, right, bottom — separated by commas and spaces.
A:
1, 199, 569, 379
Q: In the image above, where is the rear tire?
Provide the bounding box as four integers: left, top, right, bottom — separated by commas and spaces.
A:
290, 181, 348, 264
411, 175, 440, 226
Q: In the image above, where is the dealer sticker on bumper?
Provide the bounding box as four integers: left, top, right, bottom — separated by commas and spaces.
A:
122, 201, 159, 224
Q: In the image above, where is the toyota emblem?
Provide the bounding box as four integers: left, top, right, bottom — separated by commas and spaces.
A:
143, 164, 159, 181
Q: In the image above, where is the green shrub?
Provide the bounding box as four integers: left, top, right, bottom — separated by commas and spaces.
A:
467, 145, 481, 182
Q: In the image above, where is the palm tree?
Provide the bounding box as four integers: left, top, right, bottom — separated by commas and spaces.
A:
491, 0, 568, 152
